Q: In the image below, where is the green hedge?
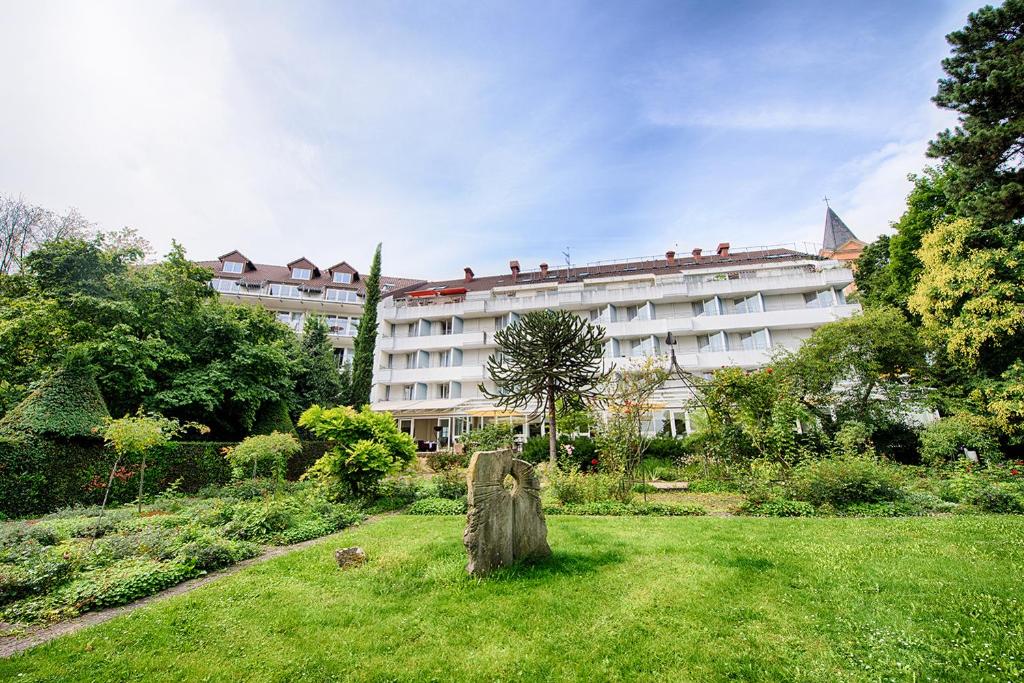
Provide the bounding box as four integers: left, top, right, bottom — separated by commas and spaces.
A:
0, 437, 333, 518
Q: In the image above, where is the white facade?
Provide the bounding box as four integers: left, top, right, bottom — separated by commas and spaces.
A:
370, 250, 860, 447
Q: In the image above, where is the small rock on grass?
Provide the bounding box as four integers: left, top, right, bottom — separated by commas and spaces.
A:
335, 547, 367, 569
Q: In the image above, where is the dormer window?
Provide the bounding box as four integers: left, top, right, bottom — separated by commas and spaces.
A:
333, 272, 353, 284
222, 261, 243, 274
292, 267, 312, 280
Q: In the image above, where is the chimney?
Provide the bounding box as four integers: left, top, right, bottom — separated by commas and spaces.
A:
665, 250, 676, 266
464, 267, 474, 282
509, 260, 520, 282
691, 248, 702, 261
539, 262, 549, 277
717, 242, 730, 257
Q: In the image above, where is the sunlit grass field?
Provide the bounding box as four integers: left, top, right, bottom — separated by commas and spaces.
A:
3, 515, 1022, 682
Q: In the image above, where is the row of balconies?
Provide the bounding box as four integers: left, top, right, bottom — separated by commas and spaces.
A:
377, 305, 859, 352
372, 347, 775, 388
380, 268, 853, 321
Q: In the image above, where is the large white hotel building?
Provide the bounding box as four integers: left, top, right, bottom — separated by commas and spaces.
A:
202, 210, 864, 449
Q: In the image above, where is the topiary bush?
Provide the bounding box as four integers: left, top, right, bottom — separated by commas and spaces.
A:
0, 357, 110, 440
790, 457, 903, 507
920, 414, 1000, 466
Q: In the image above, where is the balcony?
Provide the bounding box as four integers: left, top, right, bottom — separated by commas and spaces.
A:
374, 366, 486, 384
382, 331, 488, 352
690, 304, 859, 333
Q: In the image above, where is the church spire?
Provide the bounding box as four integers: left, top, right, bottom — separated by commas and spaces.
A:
822, 207, 860, 252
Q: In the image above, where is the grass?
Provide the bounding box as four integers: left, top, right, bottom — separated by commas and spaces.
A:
2, 515, 1023, 681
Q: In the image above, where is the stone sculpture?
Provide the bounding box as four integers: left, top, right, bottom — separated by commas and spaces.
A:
463, 449, 551, 575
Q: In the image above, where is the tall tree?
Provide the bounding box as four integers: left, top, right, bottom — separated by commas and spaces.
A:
481, 309, 610, 466
295, 314, 344, 411
928, 0, 1024, 227
0, 195, 92, 274
350, 243, 381, 407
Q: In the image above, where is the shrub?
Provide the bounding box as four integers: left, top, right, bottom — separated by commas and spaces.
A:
224, 432, 301, 491
406, 497, 466, 515
250, 400, 297, 436
0, 357, 110, 440
830, 421, 875, 458
743, 500, 815, 517
520, 436, 550, 465
920, 414, 1000, 466
687, 479, 740, 493
790, 457, 902, 507
559, 436, 598, 471
299, 406, 416, 497
644, 436, 689, 462
177, 536, 260, 571
457, 423, 515, 456
431, 471, 467, 500
548, 467, 631, 505
545, 501, 706, 516
425, 450, 468, 472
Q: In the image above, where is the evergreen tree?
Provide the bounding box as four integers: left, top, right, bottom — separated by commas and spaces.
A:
928, 0, 1024, 227
481, 309, 611, 466
350, 243, 381, 407
295, 315, 343, 411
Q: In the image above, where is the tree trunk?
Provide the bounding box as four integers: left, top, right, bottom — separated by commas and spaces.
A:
136, 453, 147, 514
546, 380, 558, 467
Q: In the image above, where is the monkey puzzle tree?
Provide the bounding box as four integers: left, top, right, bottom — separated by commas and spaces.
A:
480, 309, 610, 466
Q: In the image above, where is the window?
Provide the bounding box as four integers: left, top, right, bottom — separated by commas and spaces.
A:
589, 309, 601, 321
405, 353, 416, 369
694, 298, 719, 316
383, 385, 391, 401
333, 348, 348, 367
698, 332, 727, 352
438, 350, 451, 367
291, 267, 312, 280
268, 283, 300, 298
349, 318, 359, 335
729, 294, 762, 314
381, 283, 393, 291
408, 323, 418, 337
222, 261, 243, 274
333, 271, 352, 284
438, 383, 450, 399
210, 278, 241, 293
617, 305, 638, 322
804, 290, 833, 308
325, 316, 348, 335
439, 319, 453, 335
738, 329, 770, 351
402, 385, 414, 400
276, 311, 303, 331
325, 288, 359, 303
399, 419, 412, 433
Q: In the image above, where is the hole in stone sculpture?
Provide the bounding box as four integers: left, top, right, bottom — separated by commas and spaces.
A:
502, 473, 517, 492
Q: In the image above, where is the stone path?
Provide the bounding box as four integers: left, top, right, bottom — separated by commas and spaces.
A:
650, 481, 689, 491
0, 518, 381, 658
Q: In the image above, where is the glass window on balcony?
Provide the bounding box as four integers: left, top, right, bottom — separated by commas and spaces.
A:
333, 348, 348, 367
326, 288, 358, 303
350, 318, 359, 335
803, 290, 834, 308
383, 385, 391, 401
269, 283, 301, 298
438, 383, 450, 399
407, 323, 418, 337
617, 305, 639, 322
405, 353, 416, 369
693, 298, 720, 317
402, 385, 414, 400
439, 319, 453, 335
291, 267, 311, 280
438, 350, 451, 367
222, 261, 243, 274
326, 316, 347, 336
738, 329, 770, 351
333, 271, 352, 284
697, 332, 727, 352
210, 278, 241, 293
729, 294, 763, 314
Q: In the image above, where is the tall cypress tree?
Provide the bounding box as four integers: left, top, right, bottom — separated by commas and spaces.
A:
350, 243, 381, 407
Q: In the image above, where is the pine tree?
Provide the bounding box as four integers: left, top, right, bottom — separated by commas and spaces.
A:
480, 309, 611, 466
350, 243, 381, 407
295, 315, 343, 411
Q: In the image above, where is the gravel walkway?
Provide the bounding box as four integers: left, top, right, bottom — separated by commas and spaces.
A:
0, 520, 377, 658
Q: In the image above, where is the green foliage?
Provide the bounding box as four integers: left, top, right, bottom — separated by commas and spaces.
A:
790, 457, 903, 508
742, 499, 816, 517
299, 406, 416, 496
224, 432, 301, 491
545, 501, 706, 516
405, 497, 466, 515
457, 423, 515, 456
548, 466, 631, 505
350, 244, 382, 407
919, 413, 1000, 465
0, 357, 110, 440
557, 435, 597, 470
830, 421, 875, 458
776, 307, 928, 436
428, 471, 467, 500
520, 436, 551, 465
644, 436, 690, 462
482, 309, 611, 465
251, 400, 297, 436
928, 0, 1024, 226
295, 315, 344, 412
424, 449, 469, 472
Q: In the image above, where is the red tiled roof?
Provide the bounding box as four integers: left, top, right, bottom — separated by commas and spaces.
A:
198, 260, 423, 295
385, 248, 818, 299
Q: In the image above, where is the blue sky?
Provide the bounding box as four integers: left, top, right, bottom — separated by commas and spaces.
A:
0, 0, 979, 278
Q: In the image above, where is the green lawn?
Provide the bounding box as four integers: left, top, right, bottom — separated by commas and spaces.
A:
3, 515, 1023, 682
